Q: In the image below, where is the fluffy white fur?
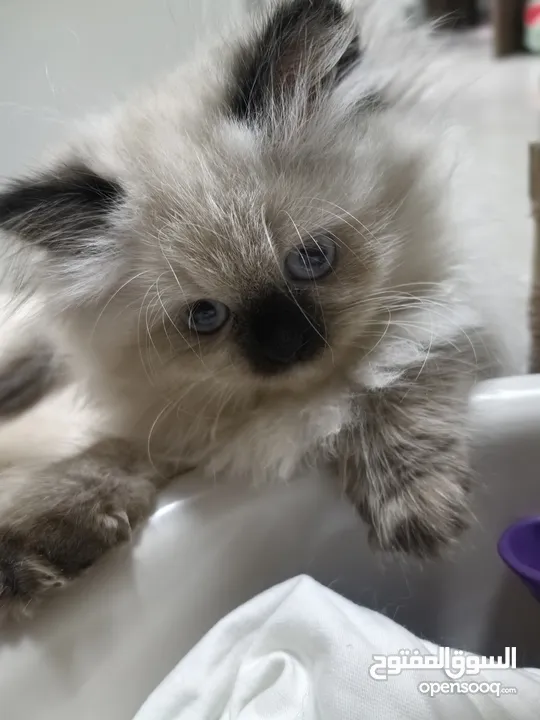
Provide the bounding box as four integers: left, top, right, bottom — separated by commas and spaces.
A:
0, 0, 528, 610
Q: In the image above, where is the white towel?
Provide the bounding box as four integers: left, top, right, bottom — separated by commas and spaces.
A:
134, 575, 540, 719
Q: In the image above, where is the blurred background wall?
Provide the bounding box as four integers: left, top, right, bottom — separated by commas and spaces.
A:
0, 0, 247, 177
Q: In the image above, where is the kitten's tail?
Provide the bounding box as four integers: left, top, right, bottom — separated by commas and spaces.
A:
0, 293, 67, 421
0, 295, 99, 468
0, 340, 66, 420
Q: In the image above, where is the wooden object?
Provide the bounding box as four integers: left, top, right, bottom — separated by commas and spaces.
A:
492, 0, 525, 56
529, 143, 540, 372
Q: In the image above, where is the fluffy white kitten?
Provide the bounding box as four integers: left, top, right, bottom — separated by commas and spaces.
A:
0, 0, 523, 612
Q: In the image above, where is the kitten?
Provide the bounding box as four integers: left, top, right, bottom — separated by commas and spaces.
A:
0, 0, 520, 612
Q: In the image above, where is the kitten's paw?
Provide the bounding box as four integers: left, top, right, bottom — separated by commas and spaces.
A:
0, 472, 156, 615
343, 428, 473, 559
0, 543, 66, 615
363, 465, 472, 558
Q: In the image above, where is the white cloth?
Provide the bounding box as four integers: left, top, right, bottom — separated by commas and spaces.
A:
134, 575, 540, 719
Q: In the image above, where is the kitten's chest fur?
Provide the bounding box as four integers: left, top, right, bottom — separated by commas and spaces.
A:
96, 363, 351, 481
61, 314, 353, 481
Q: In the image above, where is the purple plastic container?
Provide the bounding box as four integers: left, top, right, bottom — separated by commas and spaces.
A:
498, 517, 540, 601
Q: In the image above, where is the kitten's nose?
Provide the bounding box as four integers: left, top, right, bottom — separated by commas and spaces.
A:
240, 291, 325, 374
260, 323, 310, 365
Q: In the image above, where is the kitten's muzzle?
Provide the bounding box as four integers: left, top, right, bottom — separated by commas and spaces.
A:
238, 291, 325, 375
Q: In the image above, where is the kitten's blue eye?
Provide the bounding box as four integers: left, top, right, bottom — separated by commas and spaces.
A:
187, 300, 229, 334
285, 236, 336, 281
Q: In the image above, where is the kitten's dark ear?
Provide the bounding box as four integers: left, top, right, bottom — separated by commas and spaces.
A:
229, 0, 360, 125
0, 163, 123, 254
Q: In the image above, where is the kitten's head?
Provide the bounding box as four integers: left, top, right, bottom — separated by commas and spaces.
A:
0, 0, 447, 396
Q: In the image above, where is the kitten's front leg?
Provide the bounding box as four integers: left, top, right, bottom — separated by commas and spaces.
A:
0, 439, 165, 614
337, 338, 480, 558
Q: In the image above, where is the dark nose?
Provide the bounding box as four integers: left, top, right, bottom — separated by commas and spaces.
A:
240, 292, 325, 374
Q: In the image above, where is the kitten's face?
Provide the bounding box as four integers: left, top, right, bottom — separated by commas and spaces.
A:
0, 0, 440, 395
128, 118, 391, 392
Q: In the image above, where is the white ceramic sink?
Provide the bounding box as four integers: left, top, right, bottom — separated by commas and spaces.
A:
1, 375, 540, 720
